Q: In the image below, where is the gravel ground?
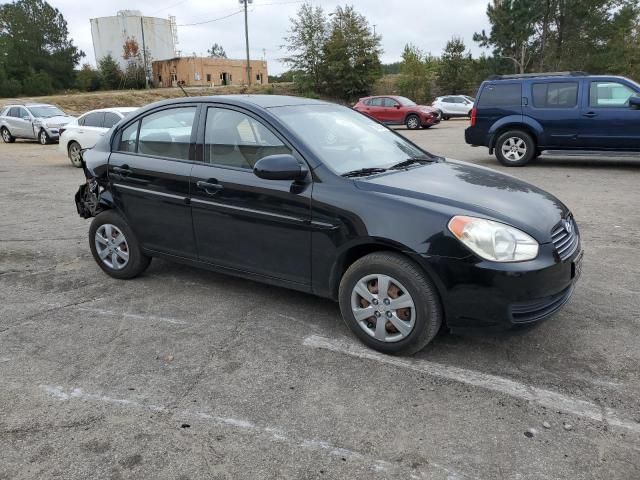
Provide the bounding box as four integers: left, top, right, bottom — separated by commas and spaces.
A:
1, 120, 639, 480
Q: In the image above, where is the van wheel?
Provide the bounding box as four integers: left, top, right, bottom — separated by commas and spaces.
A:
339, 252, 442, 355
1, 127, 15, 143
89, 210, 151, 280
495, 130, 536, 166
405, 114, 421, 130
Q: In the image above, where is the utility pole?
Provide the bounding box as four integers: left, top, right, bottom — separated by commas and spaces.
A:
140, 16, 149, 89
373, 24, 377, 36
240, 0, 253, 86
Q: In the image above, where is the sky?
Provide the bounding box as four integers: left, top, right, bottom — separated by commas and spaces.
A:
46, 0, 493, 75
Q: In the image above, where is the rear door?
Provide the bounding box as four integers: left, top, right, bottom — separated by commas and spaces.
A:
190, 105, 312, 285
526, 80, 581, 148
108, 105, 199, 258
578, 79, 640, 150
367, 97, 385, 122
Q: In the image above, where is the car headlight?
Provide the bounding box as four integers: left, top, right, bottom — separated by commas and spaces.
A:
448, 215, 539, 262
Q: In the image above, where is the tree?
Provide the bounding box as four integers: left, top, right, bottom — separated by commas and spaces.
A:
438, 37, 472, 94
76, 64, 101, 91
207, 43, 227, 58
0, 0, 84, 91
98, 54, 123, 90
282, 2, 328, 92
320, 6, 382, 100
397, 44, 436, 103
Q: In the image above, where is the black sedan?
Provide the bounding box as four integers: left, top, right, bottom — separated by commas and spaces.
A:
75, 95, 583, 355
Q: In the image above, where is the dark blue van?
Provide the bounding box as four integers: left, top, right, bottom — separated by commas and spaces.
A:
465, 72, 640, 166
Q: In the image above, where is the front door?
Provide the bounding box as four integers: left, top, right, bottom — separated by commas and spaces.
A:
579, 80, 640, 150
10, 107, 34, 138
190, 105, 312, 285
382, 97, 404, 124
108, 105, 199, 258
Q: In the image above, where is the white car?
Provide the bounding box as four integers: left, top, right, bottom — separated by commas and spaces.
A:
59, 107, 138, 167
431, 95, 475, 120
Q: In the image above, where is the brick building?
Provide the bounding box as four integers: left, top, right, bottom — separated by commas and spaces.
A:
152, 57, 268, 88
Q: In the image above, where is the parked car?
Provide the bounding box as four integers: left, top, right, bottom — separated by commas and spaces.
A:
0, 103, 75, 145
59, 107, 138, 167
75, 95, 582, 355
465, 72, 640, 166
353, 96, 440, 129
432, 95, 475, 120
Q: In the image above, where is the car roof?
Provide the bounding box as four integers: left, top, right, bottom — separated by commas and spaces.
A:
155, 94, 330, 109
80, 107, 139, 115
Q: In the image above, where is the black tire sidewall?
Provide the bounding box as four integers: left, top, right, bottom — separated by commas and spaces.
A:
339, 252, 442, 355
39, 130, 48, 145
1, 128, 13, 143
495, 130, 536, 166
89, 210, 150, 280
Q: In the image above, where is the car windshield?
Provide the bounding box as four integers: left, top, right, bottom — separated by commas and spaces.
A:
396, 96, 417, 106
28, 106, 65, 118
271, 104, 431, 175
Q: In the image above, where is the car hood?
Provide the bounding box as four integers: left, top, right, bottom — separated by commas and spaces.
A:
354, 159, 569, 243
37, 115, 74, 127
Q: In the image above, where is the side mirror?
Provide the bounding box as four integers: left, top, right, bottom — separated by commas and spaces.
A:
394, 104, 401, 109
629, 96, 640, 108
254, 154, 307, 181
23, 116, 31, 121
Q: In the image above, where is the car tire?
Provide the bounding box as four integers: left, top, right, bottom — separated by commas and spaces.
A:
442, 115, 450, 121
423, 125, 432, 129
38, 129, 50, 145
89, 210, 151, 280
405, 114, 421, 130
67, 141, 83, 168
338, 252, 442, 355
1, 127, 15, 143
495, 130, 536, 167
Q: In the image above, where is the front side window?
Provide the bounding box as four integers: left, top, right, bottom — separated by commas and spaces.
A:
478, 83, 522, 107
396, 96, 416, 106
138, 107, 196, 160
590, 81, 636, 107
17, 107, 29, 118
382, 98, 399, 108
83, 112, 105, 128
271, 104, 428, 175
205, 108, 291, 169
532, 82, 578, 108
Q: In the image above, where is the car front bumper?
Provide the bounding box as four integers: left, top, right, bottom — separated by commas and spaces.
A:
422, 243, 583, 332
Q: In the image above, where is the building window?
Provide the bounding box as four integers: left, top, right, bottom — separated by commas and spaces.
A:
206, 74, 211, 82
158, 75, 162, 83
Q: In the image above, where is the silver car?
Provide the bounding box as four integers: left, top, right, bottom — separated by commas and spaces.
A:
0, 103, 75, 145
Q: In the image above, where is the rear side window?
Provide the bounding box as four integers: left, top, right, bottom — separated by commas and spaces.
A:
138, 107, 196, 160
118, 122, 139, 153
370, 98, 384, 107
103, 112, 122, 129
532, 82, 578, 108
478, 83, 522, 107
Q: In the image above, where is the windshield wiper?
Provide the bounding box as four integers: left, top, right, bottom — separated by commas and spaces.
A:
341, 167, 388, 178
389, 157, 434, 170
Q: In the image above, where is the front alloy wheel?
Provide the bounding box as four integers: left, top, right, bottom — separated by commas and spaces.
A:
68, 141, 83, 167
406, 114, 421, 130
39, 130, 49, 145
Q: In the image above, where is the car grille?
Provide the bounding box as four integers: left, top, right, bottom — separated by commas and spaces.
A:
551, 216, 579, 261
510, 285, 574, 323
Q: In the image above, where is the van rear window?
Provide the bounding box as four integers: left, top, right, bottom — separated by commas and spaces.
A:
478, 84, 522, 107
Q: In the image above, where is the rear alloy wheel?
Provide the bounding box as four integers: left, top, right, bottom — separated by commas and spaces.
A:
39, 129, 50, 145
495, 130, 536, 167
67, 141, 83, 168
405, 114, 421, 130
339, 252, 442, 355
89, 210, 151, 279
1, 127, 15, 143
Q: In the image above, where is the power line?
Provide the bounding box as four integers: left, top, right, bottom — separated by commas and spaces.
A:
176, 9, 244, 27
150, 0, 189, 15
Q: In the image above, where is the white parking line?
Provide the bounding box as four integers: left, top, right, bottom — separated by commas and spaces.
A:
76, 307, 187, 325
39, 385, 474, 479
303, 335, 640, 435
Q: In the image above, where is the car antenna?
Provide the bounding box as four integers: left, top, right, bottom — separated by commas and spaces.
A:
178, 84, 190, 97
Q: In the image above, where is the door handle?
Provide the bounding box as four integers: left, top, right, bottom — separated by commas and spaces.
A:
197, 180, 223, 195
112, 165, 132, 175
582, 112, 597, 118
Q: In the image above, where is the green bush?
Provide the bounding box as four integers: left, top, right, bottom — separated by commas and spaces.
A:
22, 72, 54, 96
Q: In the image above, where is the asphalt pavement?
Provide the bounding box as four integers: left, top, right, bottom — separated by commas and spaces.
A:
1, 120, 639, 480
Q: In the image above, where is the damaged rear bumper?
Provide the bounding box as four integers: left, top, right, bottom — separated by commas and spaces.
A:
75, 180, 101, 218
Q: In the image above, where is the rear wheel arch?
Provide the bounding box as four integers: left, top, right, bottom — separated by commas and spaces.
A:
489, 121, 542, 150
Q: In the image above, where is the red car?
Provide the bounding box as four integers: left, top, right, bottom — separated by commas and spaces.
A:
353, 95, 441, 130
